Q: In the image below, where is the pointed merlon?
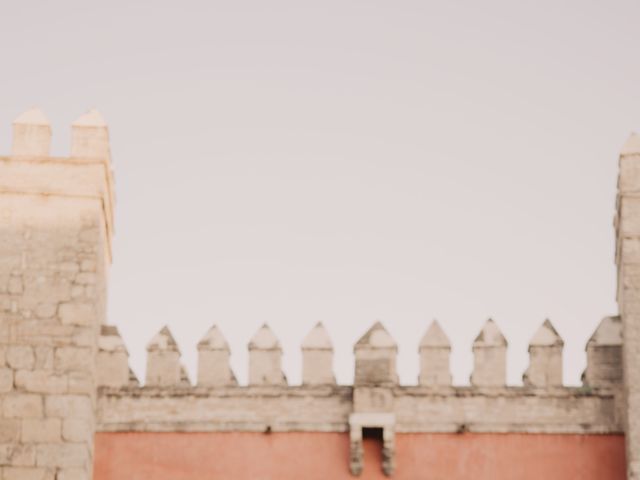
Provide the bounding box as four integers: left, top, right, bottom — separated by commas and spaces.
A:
355, 321, 397, 350
12, 108, 51, 156
587, 316, 622, 347
621, 132, 640, 156
473, 319, 507, 347
72, 108, 107, 127
147, 326, 180, 353
302, 322, 333, 350
71, 108, 110, 158
419, 320, 451, 349
198, 325, 230, 351
98, 325, 128, 353
249, 324, 281, 350
529, 319, 564, 347
248, 324, 286, 385
96, 324, 131, 388
14, 107, 50, 126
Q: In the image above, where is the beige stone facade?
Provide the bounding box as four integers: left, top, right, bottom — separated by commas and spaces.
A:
0, 109, 114, 480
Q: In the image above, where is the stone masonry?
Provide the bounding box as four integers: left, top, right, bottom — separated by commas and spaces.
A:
617, 133, 640, 479
0, 111, 637, 478
0, 109, 114, 480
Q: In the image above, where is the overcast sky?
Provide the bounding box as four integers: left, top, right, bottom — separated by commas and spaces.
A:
1, 1, 639, 385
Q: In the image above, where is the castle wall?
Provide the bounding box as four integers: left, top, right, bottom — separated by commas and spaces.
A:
1, 111, 635, 478
93, 432, 626, 480
96, 385, 622, 434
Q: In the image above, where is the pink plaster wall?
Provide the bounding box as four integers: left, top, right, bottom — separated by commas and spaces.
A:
94, 432, 626, 479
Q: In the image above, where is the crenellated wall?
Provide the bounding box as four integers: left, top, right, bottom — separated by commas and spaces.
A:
0, 111, 637, 479
93, 317, 626, 476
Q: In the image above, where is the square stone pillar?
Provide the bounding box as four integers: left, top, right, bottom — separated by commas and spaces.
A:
615, 133, 640, 478
0, 109, 115, 480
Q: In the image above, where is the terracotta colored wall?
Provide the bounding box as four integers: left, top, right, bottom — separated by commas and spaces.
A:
94, 432, 626, 480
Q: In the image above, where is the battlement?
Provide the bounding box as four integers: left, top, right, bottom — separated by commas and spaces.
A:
95, 319, 625, 476
0, 108, 116, 261
96, 318, 623, 432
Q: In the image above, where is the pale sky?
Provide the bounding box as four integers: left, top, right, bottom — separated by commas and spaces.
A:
1, 1, 639, 386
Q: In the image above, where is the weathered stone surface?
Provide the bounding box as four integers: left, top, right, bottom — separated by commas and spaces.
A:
35, 443, 87, 468
584, 316, 623, 387
14, 371, 67, 395
58, 303, 93, 327
354, 322, 398, 386
3, 466, 53, 480
62, 419, 93, 444
197, 325, 236, 387
11, 109, 51, 157
145, 327, 181, 387
44, 395, 93, 419
6, 347, 34, 371
3, 395, 43, 419
418, 320, 451, 386
616, 135, 640, 479
301, 322, 335, 386
248, 325, 286, 386
523, 319, 564, 387
0, 419, 21, 443
471, 319, 507, 387
21, 419, 61, 444
0, 444, 36, 466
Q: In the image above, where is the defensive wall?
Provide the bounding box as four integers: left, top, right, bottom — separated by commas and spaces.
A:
0, 109, 638, 479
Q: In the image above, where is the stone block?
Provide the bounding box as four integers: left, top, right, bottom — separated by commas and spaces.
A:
3, 466, 53, 480
21, 419, 61, 443
58, 304, 93, 327
67, 372, 93, 395
62, 419, 92, 444
44, 396, 92, 419
14, 371, 67, 394
35, 444, 87, 468
56, 468, 87, 480
6, 347, 35, 370
0, 368, 13, 393
0, 444, 36, 467
3, 395, 43, 418
54, 348, 92, 374
0, 419, 21, 443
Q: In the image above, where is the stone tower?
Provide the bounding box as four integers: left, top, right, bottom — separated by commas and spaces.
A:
616, 132, 640, 479
0, 109, 114, 480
